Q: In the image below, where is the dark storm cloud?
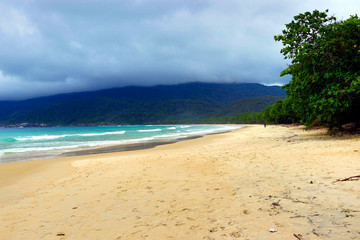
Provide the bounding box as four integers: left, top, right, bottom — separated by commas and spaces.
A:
0, 0, 359, 99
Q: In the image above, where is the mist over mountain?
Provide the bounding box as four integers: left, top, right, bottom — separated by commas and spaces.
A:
0, 82, 285, 126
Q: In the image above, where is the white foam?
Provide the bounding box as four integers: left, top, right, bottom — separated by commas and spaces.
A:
77, 131, 126, 136
0, 144, 81, 154
16, 135, 67, 141
138, 129, 162, 132
14, 131, 126, 141
154, 133, 182, 138
184, 125, 242, 136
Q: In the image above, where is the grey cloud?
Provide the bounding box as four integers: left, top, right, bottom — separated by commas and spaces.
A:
0, 0, 359, 99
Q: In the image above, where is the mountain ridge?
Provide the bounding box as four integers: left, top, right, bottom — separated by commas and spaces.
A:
0, 82, 285, 126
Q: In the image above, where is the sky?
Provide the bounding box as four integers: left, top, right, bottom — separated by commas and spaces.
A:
0, 0, 359, 100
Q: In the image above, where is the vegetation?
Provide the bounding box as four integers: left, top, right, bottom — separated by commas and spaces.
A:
263, 98, 299, 124
172, 112, 264, 125
267, 10, 360, 132
215, 96, 282, 117
0, 83, 284, 126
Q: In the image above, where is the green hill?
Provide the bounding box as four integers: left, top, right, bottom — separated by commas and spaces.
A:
0, 82, 285, 126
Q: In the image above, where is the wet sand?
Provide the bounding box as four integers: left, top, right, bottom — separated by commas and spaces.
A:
1, 125, 360, 239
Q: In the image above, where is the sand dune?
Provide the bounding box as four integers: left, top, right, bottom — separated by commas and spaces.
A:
1, 125, 360, 239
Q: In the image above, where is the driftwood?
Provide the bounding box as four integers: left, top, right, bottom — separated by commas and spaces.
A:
293, 233, 303, 240
333, 175, 360, 183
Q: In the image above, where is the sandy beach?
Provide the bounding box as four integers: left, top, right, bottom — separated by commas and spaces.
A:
1, 125, 360, 239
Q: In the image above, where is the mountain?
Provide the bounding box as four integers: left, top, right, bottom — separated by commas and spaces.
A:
0, 82, 285, 126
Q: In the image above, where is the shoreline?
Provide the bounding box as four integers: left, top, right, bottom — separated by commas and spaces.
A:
59, 128, 238, 158
0, 126, 242, 164
0, 127, 243, 187
1, 125, 360, 239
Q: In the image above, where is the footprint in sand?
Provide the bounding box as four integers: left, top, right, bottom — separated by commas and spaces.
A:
243, 209, 251, 215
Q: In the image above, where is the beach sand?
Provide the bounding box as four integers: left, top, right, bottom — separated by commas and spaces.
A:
1, 125, 360, 239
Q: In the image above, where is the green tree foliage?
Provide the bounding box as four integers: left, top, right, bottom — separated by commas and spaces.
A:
275, 10, 360, 131
174, 112, 264, 125
263, 98, 295, 124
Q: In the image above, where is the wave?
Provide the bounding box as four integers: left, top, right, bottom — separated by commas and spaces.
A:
0, 140, 123, 155
154, 133, 182, 138
76, 131, 126, 137
14, 131, 126, 141
0, 136, 158, 155
138, 128, 162, 132
0, 144, 81, 155
16, 135, 67, 141
0, 137, 18, 143
182, 126, 241, 136
167, 127, 176, 130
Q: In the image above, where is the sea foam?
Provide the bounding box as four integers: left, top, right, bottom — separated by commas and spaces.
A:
138, 129, 162, 132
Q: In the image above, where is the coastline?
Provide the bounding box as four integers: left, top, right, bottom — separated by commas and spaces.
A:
59, 127, 239, 158
1, 125, 360, 239
0, 126, 240, 164
0, 127, 241, 187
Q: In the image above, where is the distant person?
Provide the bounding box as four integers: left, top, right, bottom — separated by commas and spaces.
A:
264, 123, 267, 128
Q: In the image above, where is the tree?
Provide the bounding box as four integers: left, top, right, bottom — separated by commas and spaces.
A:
262, 98, 296, 124
275, 10, 360, 132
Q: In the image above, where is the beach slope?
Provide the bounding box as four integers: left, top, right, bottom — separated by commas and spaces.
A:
1, 125, 360, 239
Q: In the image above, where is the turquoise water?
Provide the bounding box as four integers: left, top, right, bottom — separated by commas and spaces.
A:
0, 125, 240, 163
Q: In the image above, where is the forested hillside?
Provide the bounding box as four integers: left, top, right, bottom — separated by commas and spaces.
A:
0, 82, 285, 126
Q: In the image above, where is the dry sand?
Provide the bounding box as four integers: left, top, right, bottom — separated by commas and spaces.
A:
1, 125, 360, 240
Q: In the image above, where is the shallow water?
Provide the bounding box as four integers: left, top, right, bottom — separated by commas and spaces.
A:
0, 125, 241, 164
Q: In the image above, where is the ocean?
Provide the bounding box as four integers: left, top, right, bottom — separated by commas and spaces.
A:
0, 125, 241, 164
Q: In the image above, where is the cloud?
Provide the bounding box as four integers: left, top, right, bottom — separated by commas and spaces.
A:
0, 0, 359, 100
